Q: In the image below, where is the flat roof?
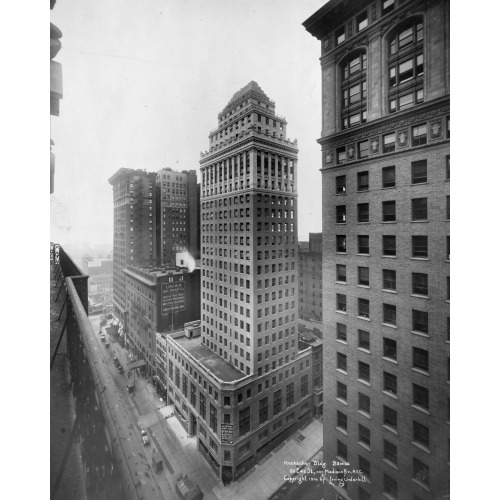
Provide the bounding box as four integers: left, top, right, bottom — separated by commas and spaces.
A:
173, 335, 245, 382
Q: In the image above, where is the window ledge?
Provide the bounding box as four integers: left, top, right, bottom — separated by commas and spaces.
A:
383, 458, 398, 471
382, 289, 397, 294
382, 424, 398, 436
357, 410, 371, 419
382, 186, 396, 190
383, 390, 398, 400
383, 493, 397, 500
412, 441, 430, 454
357, 347, 371, 355
381, 221, 397, 224
336, 310, 347, 315
411, 367, 429, 377
411, 220, 429, 223
357, 284, 370, 289
357, 315, 371, 322
382, 255, 397, 259
335, 281, 347, 285
336, 397, 348, 406
357, 253, 371, 257
411, 330, 429, 338
411, 257, 429, 261
382, 356, 398, 365
357, 379, 371, 387
411, 293, 429, 300
357, 221, 370, 225
358, 441, 371, 452
412, 479, 430, 492
336, 426, 348, 436
336, 339, 348, 345
411, 404, 430, 415
336, 368, 348, 376
336, 252, 347, 255
382, 322, 397, 329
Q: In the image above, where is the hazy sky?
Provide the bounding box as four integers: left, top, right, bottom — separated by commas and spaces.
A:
50, 0, 327, 246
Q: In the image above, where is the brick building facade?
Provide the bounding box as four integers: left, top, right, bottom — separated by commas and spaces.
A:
304, 1, 450, 498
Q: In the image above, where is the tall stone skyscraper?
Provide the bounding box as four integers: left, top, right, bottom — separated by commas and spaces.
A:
304, 1, 450, 499
199, 81, 299, 376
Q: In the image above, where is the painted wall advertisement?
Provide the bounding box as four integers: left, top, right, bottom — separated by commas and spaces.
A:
161, 281, 185, 315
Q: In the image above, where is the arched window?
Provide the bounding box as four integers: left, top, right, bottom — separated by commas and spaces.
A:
388, 20, 424, 113
341, 51, 367, 130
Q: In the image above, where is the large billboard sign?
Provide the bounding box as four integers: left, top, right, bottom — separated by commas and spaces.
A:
161, 281, 185, 315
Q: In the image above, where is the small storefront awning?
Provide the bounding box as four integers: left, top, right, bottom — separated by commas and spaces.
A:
127, 359, 146, 370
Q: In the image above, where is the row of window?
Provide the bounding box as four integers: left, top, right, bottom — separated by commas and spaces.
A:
335, 196, 450, 223
335, 234, 450, 260
335, 158, 449, 193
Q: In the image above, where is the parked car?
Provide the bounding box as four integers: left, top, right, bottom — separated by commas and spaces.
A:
142, 435, 150, 445
105, 341, 110, 348
100, 334, 106, 342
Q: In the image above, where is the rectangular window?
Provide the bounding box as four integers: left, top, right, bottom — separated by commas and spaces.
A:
337, 352, 347, 371
336, 205, 347, 223
446, 155, 450, 180
382, 0, 395, 16
357, 11, 368, 31
337, 410, 347, 431
337, 294, 347, 312
336, 26, 345, 45
210, 403, 217, 432
337, 146, 346, 163
413, 384, 429, 410
413, 458, 430, 486
358, 329, 370, 350
382, 166, 396, 188
358, 424, 370, 446
273, 389, 282, 415
358, 235, 369, 254
446, 195, 450, 220
359, 393, 370, 414
383, 372, 397, 395
384, 473, 398, 497
413, 420, 430, 448
383, 133, 396, 153
412, 236, 428, 258
258, 397, 268, 424
413, 347, 429, 372
337, 323, 347, 342
383, 405, 397, 430
358, 361, 370, 382
412, 124, 427, 146
357, 203, 369, 223
384, 439, 398, 465
358, 298, 370, 318
337, 440, 348, 460
383, 337, 397, 360
383, 235, 396, 256
358, 140, 369, 159
412, 309, 428, 334
358, 267, 369, 286
337, 264, 347, 282
383, 269, 396, 290
239, 406, 250, 435
337, 381, 347, 401
411, 198, 428, 221
358, 171, 369, 191
411, 160, 427, 184
336, 235, 347, 253
412, 273, 428, 295
447, 236, 450, 260
336, 175, 346, 194
382, 201, 396, 222
286, 382, 294, 407
383, 303, 397, 325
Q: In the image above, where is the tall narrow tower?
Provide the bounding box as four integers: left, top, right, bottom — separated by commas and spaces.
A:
108, 168, 157, 323
200, 82, 299, 376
